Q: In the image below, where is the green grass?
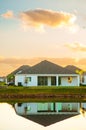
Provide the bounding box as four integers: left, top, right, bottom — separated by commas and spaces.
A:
0, 86, 86, 102
0, 86, 86, 94
0, 81, 6, 86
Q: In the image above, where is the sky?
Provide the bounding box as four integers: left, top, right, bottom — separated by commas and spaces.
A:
0, 103, 86, 130
0, 0, 86, 76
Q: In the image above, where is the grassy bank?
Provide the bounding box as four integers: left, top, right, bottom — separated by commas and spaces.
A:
0, 86, 86, 102
0, 86, 86, 94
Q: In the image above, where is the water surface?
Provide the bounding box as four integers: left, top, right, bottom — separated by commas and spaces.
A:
0, 102, 86, 130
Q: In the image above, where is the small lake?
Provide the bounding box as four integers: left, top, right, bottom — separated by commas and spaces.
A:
0, 102, 86, 130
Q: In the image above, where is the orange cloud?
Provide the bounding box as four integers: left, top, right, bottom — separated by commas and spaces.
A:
1, 10, 14, 19
65, 43, 86, 52
19, 9, 76, 29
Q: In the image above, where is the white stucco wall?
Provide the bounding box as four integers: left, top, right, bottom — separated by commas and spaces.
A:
15, 102, 80, 115
59, 75, 79, 86
15, 103, 37, 115
15, 74, 38, 86
15, 74, 58, 86
15, 74, 79, 87
15, 75, 24, 86
15, 103, 25, 115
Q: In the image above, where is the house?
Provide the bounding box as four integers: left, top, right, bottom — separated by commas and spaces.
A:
14, 102, 86, 126
14, 102, 80, 115
15, 60, 80, 87
14, 102, 81, 126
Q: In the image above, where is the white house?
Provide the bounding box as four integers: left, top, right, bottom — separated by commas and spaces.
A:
15, 60, 80, 87
14, 102, 80, 115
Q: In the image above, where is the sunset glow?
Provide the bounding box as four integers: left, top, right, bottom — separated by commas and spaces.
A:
0, 0, 86, 76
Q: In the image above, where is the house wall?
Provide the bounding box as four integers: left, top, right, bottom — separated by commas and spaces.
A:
59, 75, 79, 86
15, 74, 58, 86
15, 103, 37, 115
15, 74, 37, 86
15, 74, 79, 87
15, 102, 80, 115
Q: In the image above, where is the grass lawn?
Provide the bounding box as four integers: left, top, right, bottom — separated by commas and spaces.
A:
0, 86, 86, 94
0, 86, 86, 102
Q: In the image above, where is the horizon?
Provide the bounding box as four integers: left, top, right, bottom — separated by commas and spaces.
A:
0, 0, 86, 76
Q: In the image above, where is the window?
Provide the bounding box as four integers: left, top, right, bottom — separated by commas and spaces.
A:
58, 103, 72, 112
37, 103, 56, 112
51, 76, 56, 85
24, 77, 31, 84
58, 103, 78, 112
38, 76, 48, 85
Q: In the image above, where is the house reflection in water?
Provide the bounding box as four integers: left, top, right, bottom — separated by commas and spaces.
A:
14, 102, 80, 126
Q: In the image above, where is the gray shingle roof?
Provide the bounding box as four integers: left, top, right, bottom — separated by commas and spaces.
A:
22, 114, 78, 126
19, 60, 76, 74
7, 65, 30, 76
64, 65, 82, 74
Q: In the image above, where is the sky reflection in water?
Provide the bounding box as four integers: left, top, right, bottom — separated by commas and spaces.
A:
0, 103, 86, 130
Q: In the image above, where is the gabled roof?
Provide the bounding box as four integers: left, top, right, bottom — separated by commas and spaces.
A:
22, 114, 77, 126
7, 65, 30, 76
64, 65, 82, 73
19, 60, 76, 74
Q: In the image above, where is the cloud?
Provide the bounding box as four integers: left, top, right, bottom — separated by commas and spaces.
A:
1, 10, 14, 19
65, 43, 86, 52
19, 9, 76, 29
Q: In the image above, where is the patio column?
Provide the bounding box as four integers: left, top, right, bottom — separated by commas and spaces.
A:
56, 75, 58, 86
48, 77, 51, 86
77, 75, 80, 86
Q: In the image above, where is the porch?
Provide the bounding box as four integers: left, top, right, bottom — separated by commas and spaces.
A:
37, 76, 57, 86
37, 75, 79, 86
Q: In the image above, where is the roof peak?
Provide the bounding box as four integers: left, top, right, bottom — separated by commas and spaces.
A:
19, 60, 75, 74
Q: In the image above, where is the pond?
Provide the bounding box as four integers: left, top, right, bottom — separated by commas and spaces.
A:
0, 102, 86, 130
